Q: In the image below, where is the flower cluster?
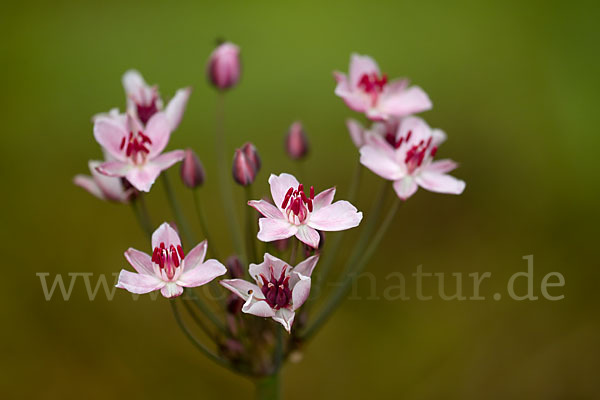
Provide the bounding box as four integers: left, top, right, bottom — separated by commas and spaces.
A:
74, 43, 465, 383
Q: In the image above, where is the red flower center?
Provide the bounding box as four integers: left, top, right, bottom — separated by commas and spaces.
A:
136, 97, 159, 125
119, 130, 153, 165
358, 72, 388, 105
152, 242, 185, 280
281, 183, 315, 224
260, 265, 292, 309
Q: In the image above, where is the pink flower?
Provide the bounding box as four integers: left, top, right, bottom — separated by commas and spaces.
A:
74, 160, 135, 203
248, 173, 363, 248
94, 112, 184, 192
360, 116, 466, 200
334, 54, 432, 121
122, 69, 191, 131
346, 118, 400, 149
116, 223, 227, 298
207, 42, 241, 90
220, 253, 319, 332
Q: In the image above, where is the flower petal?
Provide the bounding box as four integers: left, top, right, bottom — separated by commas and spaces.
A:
177, 259, 227, 288
334, 73, 370, 113
292, 255, 319, 279
393, 176, 418, 200
257, 218, 297, 242
416, 171, 466, 195
295, 225, 320, 248
152, 222, 182, 250
116, 270, 164, 294
269, 173, 300, 210
359, 144, 403, 181
220, 279, 264, 302
346, 118, 366, 148
349, 53, 380, 88
291, 273, 311, 311
273, 308, 295, 333
182, 240, 207, 270
243, 293, 276, 318
249, 253, 288, 285
165, 87, 191, 131
151, 150, 185, 171
160, 283, 184, 298
124, 164, 161, 192
89, 160, 129, 202
122, 70, 148, 99
93, 116, 128, 161
378, 85, 432, 118
96, 160, 132, 178
312, 187, 336, 211
248, 199, 284, 219
425, 159, 458, 174
144, 112, 172, 158
73, 175, 105, 200
308, 201, 363, 232
124, 248, 155, 275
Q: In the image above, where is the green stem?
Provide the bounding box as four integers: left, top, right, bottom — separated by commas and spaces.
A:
301, 196, 401, 341
255, 373, 281, 400
289, 239, 300, 266
187, 289, 228, 336
215, 92, 245, 262
244, 185, 258, 263
192, 189, 219, 259
130, 195, 153, 239
169, 299, 231, 370
161, 173, 194, 247
181, 295, 216, 342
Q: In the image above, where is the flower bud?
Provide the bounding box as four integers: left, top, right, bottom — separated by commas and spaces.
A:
226, 255, 244, 279
180, 148, 205, 188
207, 41, 241, 91
232, 143, 260, 186
285, 121, 309, 160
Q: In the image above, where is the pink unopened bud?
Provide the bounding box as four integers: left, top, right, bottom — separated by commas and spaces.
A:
226, 255, 244, 279
232, 143, 260, 186
207, 41, 241, 91
285, 121, 309, 160
180, 148, 205, 188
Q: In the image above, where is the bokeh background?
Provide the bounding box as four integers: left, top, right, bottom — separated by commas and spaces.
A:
2, 0, 599, 398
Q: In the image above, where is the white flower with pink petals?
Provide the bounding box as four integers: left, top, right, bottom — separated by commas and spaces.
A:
122, 69, 191, 131
249, 173, 363, 248
221, 253, 319, 332
334, 54, 432, 121
360, 116, 466, 200
93, 112, 184, 192
116, 223, 227, 298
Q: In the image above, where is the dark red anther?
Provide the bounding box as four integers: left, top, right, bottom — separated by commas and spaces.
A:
298, 184, 304, 193
177, 245, 184, 259
300, 190, 309, 204
281, 187, 294, 208
430, 146, 438, 157
139, 131, 153, 145
308, 199, 313, 212
310, 186, 314, 199
171, 247, 180, 268
395, 137, 404, 149
159, 253, 165, 269
152, 247, 159, 263
160, 242, 165, 249
120, 137, 126, 150
126, 142, 133, 157
406, 130, 412, 141
426, 137, 432, 148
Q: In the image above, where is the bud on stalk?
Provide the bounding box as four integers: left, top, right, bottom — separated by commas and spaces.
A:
180, 148, 205, 188
207, 41, 241, 91
285, 121, 309, 160
232, 142, 261, 186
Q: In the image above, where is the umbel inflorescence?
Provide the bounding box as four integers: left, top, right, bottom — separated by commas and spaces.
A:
74, 42, 465, 391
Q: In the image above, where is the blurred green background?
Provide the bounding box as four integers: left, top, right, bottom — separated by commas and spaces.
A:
2, 0, 599, 398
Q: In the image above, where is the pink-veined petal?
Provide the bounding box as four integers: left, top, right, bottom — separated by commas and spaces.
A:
308, 201, 362, 232
292, 255, 319, 279
425, 159, 458, 174
152, 222, 182, 250
269, 173, 300, 210
257, 218, 297, 242
249, 253, 288, 285
116, 270, 164, 294
124, 164, 162, 192
144, 112, 172, 158
416, 171, 466, 195
295, 225, 320, 248
96, 160, 132, 178
359, 144, 403, 181
160, 283, 184, 298
177, 259, 227, 288
124, 248, 155, 275
291, 273, 311, 311
73, 175, 105, 200
349, 53, 380, 88
182, 240, 207, 270
273, 308, 295, 333
165, 87, 191, 131
334, 74, 370, 113
248, 200, 284, 219
243, 293, 277, 318
150, 150, 185, 170
312, 187, 336, 211
378, 86, 432, 118
93, 117, 128, 161
220, 279, 264, 302
393, 177, 418, 200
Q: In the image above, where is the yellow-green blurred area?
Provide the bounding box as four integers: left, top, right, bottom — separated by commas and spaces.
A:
2, 0, 599, 398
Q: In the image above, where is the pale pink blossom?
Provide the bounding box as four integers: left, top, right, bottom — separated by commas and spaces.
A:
248, 173, 363, 248
122, 69, 191, 131
346, 118, 400, 148
334, 54, 432, 121
220, 253, 319, 332
360, 116, 466, 200
116, 223, 227, 298
73, 160, 135, 203
207, 42, 241, 90
94, 112, 184, 192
